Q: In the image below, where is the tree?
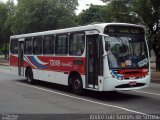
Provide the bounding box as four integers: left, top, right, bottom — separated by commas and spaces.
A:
131, 0, 160, 70
78, 5, 105, 25
78, 1, 138, 25
0, 1, 12, 58
0, 2, 8, 44
101, 0, 138, 23
59, 0, 78, 13
11, 0, 78, 34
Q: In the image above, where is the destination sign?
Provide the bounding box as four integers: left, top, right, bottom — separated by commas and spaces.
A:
105, 26, 144, 34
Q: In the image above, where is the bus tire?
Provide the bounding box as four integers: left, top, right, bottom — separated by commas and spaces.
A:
72, 75, 83, 95
26, 68, 34, 84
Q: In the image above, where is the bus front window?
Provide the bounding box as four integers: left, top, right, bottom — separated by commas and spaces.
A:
105, 36, 149, 69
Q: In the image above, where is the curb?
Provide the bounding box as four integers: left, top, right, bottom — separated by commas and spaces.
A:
151, 80, 160, 84
0, 63, 9, 66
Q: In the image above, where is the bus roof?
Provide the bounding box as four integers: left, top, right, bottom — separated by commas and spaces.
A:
10, 23, 144, 39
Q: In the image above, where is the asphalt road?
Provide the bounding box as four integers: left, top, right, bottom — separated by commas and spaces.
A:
0, 65, 160, 120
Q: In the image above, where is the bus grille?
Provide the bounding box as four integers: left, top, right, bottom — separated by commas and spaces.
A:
115, 83, 145, 88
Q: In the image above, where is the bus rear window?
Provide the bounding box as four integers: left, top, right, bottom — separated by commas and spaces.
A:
10, 39, 18, 54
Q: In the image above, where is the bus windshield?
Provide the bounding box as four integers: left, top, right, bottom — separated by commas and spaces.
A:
105, 36, 149, 69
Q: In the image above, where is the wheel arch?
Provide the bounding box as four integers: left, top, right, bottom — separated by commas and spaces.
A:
68, 71, 83, 87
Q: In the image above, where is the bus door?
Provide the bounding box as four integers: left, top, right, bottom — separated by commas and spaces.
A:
18, 39, 24, 76
86, 35, 99, 89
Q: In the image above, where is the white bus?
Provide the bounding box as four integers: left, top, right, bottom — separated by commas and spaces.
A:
10, 23, 150, 94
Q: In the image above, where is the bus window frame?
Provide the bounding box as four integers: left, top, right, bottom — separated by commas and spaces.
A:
43, 35, 55, 56
55, 34, 68, 56
24, 37, 33, 55
69, 32, 85, 56
10, 39, 18, 55
33, 36, 43, 55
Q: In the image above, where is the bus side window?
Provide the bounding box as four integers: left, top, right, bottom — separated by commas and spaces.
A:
43, 36, 54, 55
10, 39, 18, 54
55, 34, 68, 55
33, 36, 42, 55
69, 32, 85, 56
24, 37, 32, 54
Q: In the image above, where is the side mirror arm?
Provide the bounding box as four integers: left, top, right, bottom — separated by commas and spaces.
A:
103, 52, 108, 57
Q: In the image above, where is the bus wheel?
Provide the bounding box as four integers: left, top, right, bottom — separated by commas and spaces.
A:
26, 69, 34, 84
72, 75, 83, 95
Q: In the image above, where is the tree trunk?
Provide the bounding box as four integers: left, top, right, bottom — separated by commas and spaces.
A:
156, 57, 160, 71
152, 46, 160, 70
150, 32, 160, 71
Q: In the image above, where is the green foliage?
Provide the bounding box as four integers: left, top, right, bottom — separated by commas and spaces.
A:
78, 0, 138, 25
0, 43, 9, 54
0, 2, 7, 25
78, 5, 104, 25
0, 2, 8, 42
59, 0, 78, 12
11, 0, 78, 34
101, 0, 138, 23
0, 0, 79, 38
0, 0, 12, 52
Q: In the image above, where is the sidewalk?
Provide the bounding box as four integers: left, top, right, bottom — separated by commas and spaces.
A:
151, 63, 160, 83
151, 72, 160, 83
0, 58, 9, 66
0, 58, 159, 83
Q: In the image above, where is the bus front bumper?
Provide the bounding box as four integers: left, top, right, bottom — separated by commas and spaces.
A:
102, 75, 150, 91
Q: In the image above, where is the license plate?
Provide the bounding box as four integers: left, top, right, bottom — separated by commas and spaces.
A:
129, 81, 137, 86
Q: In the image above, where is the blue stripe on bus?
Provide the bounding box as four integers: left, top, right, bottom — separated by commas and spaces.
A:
29, 56, 48, 69
112, 70, 122, 78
